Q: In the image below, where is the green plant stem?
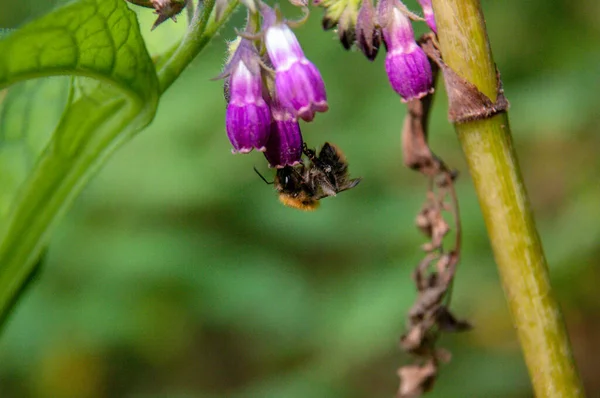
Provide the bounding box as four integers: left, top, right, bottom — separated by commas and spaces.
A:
157, 0, 240, 93
431, 0, 584, 396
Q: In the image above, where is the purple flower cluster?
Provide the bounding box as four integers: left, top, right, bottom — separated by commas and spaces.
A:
221, 0, 438, 168
222, 4, 328, 168
315, 0, 436, 101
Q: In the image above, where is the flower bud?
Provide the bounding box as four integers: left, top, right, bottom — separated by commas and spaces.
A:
126, 0, 188, 30
379, 0, 433, 101
355, 0, 381, 61
337, 8, 357, 50
315, 0, 361, 54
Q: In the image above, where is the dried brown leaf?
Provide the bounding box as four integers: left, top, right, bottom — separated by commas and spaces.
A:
434, 253, 451, 275
397, 34, 474, 398
435, 348, 452, 364
435, 306, 472, 332
419, 34, 509, 124
430, 216, 449, 249
438, 251, 459, 285
401, 62, 443, 177
415, 210, 432, 237
397, 361, 437, 398
401, 324, 425, 352
409, 285, 446, 322
413, 254, 438, 291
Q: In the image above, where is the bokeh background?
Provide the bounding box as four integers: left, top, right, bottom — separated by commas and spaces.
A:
1, 0, 600, 397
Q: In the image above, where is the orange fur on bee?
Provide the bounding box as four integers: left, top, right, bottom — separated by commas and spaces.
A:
278, 194, 320, 211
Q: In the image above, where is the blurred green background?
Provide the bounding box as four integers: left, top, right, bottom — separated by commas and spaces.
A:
1, 0, 600, 397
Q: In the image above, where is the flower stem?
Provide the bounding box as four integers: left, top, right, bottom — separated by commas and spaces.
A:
157, 0, 240, 93
431, 0, 584, 396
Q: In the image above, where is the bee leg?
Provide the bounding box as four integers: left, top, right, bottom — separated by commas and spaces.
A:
254, 167, 274, 185
311, 171, 338, 198
344, 178, 362, 191
321, 183, 338, 197
302, 142, 318, 162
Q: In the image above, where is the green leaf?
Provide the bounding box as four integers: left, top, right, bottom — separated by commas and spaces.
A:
0, 77, 71, 218
0, 0, 159, 325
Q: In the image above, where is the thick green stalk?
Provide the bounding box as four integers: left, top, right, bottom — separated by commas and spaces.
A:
157, 0, 240, 93
430, 0, 584, 396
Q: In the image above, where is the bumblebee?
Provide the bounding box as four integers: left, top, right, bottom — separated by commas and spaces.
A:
256, 142, 362, 211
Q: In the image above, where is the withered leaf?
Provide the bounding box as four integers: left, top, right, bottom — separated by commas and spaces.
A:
408, 285, 446, 323
397, 361, 437, 398
413, 254, 438, 291
397, 33, 474, 398
435, 306, 472, 332
401, 324, 425, 352
415, 210, 433, 237
419, 33, 509, 124
430, 215, 450, 249
438, 251, 459, 285
401, 83, 444, 177
434, 253, 451, 275
435, 348, 452, 364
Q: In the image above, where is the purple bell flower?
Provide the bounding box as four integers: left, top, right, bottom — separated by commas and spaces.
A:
263, 7, 328, 122
417, 0, 437, 33
379, 0, 433, 102
264, 101, 303, 168
224, 40, 272, 153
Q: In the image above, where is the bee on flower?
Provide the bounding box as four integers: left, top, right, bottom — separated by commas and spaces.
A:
218, 2, 329, 168
129, 0, 437, 205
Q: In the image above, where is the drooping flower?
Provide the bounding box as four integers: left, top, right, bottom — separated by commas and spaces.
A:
417, 0, 437, 34
262, 5, 328, 122
223, 39, 272, 153
264, 100, 303, 168
379, 0, 433, 102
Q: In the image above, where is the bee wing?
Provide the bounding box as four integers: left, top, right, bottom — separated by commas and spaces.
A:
338, 177, 362, 192
320, 182, 338, 198
306, 168, 336, 198
319, 142, 342, 161
313, 177, 359, 200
